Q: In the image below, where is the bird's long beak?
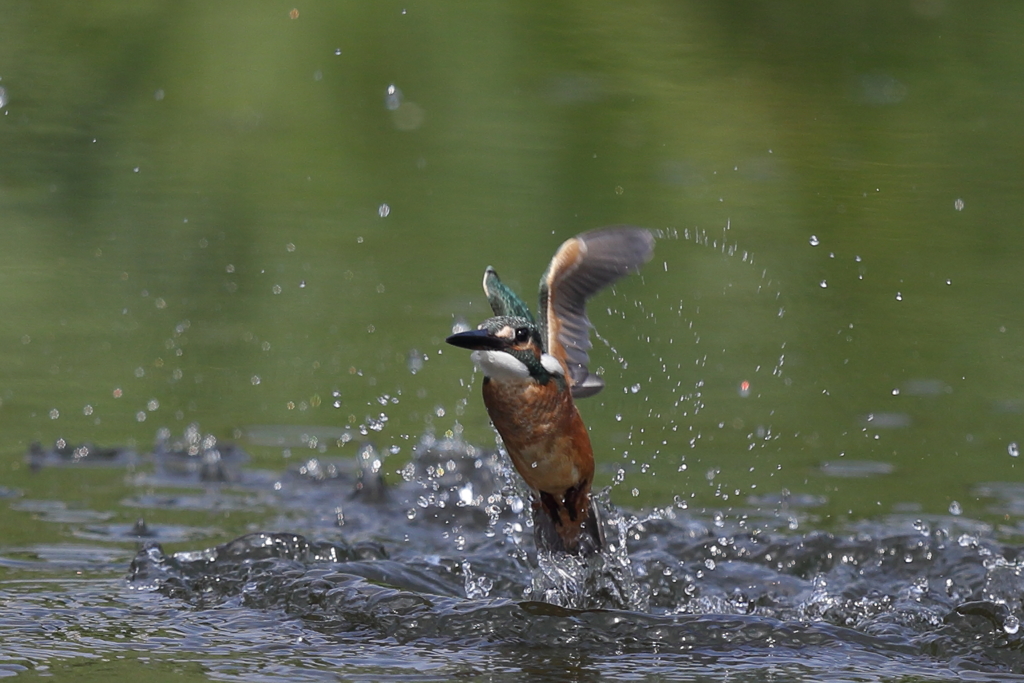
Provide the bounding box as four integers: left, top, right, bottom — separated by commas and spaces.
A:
445, 328, 504, 351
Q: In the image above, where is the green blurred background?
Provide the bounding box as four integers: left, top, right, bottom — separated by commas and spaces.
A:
1, 1, 1023, 545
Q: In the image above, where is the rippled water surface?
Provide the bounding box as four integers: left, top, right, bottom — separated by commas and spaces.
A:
3, 429, 1024, 681
5, 2, 1024, 681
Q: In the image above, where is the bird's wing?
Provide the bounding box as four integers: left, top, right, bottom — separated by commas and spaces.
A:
482, 266, 535, 322
538, 226, 654, 398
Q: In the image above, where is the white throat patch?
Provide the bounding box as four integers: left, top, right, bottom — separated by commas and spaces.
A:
470, 350, 530, 380
540, 353, 564, 376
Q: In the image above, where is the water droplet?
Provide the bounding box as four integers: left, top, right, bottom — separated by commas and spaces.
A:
83, 405, 93, 416
819, 280, 828, 288
407, 350, 424, 374
136, 411, 147, 422
808, 235, 820, 246
892, 388, 900, 396
954, 198, 964, 211
286, 243, 296, 252
378, 203, 390, 217
48, 409, 59, 419
1004, 614, 1020, 635
272, 284, 282, 294
630, 383, 641, 394
385, 85, 402, 111
251, 375, 261, 386
334, 48, 342, 56
1009, 442, 1019, 457
147, 399, 159, 411
895, 292, 902, 301
0, 86, 7, 109
614, 414, 622, 422
948, 500, 962, 516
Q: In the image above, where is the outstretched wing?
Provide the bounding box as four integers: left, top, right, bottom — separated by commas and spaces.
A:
483, 266, 535, 322
538, 226, 654, 398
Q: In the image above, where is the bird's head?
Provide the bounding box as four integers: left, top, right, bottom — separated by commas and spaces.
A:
446, 315, 564, 383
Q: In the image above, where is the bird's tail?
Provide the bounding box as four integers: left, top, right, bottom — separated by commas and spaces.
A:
533, 490, 605, 556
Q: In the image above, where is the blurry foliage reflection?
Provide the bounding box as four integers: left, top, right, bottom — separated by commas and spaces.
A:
0, 1, 1022, 524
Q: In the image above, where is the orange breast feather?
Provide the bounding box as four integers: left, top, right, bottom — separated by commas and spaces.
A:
482, 377, 593, 495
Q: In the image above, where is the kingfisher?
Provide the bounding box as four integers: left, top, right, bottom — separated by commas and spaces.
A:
446, 226, 654, 555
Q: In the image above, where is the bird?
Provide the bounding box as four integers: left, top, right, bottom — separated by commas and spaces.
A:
446, 226, 655, 555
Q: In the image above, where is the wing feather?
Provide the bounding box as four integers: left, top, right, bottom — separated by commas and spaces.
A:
539, 226, 654, 398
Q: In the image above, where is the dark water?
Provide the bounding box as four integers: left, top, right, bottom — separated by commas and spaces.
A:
4, 2, 1024, 681
3, 428, 1024, 681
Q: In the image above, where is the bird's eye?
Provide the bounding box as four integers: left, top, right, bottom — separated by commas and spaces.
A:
514, 327, 530, 343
